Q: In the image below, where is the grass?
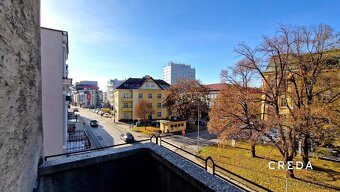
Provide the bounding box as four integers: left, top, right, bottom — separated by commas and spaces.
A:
132, 126, 160, 135
199, 141, 340, 192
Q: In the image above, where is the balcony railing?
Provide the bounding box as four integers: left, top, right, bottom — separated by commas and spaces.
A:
66, 130, 91, 153
45, 135, 269, 192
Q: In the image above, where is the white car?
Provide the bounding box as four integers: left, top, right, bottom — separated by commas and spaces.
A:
73, 108, 80, 116
103, 113, 111, 118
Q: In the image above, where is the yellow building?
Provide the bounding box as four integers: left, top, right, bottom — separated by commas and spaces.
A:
113, 75, 170, 121
261, 49, 340, 120
159, 120, 187, 133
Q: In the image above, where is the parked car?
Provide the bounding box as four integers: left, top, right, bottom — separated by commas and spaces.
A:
331, 149, 339, 157
150, 121, 160, 127
73, 108, 79, 116
103, 113, 111, 118
120, 133, 135, 143
90, 120, 98, 127
195, 120, 207, 126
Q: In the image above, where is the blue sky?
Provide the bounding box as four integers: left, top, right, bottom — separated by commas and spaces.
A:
41, 0, 340, 90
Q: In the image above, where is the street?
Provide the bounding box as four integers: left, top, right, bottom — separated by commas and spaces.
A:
75, 107, 218, 153
77, 108, 149, 148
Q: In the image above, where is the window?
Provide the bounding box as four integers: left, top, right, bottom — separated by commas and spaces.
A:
145, 84, 150, 87
124, 113, 129, 119
148, 93, 152, 99
124, 103, 129, 108
280, 96, 287, 107
157, 112, 161, 117
157, 94, 162, 99
157, 103, 162, 108
123, 93, 129, 98
138, 93, 143, 98
150, 84, 155, 88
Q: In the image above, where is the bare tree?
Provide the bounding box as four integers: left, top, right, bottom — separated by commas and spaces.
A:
209, 60, 262, 157
235, 24, 339, 177
235, 24, 300, 178
286, 24, 340, 165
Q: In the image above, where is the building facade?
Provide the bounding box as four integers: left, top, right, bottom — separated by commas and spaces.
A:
113, 75, 170, 121
41, 27, 71, 157
204, 83, 228, 108
163, 62, 195, 85
106, 79, 124, 105
260, 50, 340, 120
73, 81, 100, 108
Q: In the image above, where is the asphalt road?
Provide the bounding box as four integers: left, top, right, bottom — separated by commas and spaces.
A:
78, 108, 132, 148
76, 107, 218, 152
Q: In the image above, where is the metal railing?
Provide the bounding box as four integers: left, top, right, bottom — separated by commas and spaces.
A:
45, 138, 150, 161
45, 134, 271, 191
66, 130, 91, 153
156, 135, 272, 192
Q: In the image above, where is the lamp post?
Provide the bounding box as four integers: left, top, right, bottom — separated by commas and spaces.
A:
197, 102, 200, 153
192, 99, 200, 153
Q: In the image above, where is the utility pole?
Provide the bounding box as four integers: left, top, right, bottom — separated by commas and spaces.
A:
197, 102, 200, 153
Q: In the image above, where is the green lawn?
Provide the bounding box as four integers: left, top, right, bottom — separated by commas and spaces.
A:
199, 141, 340, 192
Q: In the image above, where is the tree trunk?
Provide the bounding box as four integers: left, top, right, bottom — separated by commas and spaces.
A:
302, 134, 310, 167
251, 141, 256, 157
285, 156, 295, 178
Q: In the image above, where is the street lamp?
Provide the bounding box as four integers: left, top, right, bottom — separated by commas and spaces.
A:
197, 101, 200, 153
192, 100, 200, 153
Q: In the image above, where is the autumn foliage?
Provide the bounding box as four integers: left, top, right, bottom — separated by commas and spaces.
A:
163, 79, 209, 120
134, 99, 154, 128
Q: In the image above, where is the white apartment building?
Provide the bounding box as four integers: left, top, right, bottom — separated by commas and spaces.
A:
41, 27, 70, 157
163, 62, 196, 85
106, 79, 124, 105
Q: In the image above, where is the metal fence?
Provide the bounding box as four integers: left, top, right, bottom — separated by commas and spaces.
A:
67, 130, 91, 153
153, 135, 272, 192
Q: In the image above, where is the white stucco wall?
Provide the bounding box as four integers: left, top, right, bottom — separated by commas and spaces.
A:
41, 28, 66, 157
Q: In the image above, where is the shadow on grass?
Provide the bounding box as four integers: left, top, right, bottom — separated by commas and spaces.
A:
294, 176, 340, 191
310, 165, 340, 182
254, 155, 279, 162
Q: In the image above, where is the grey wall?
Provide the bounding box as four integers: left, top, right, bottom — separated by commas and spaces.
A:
0, 0, 42, 191
38, 149, 211, 192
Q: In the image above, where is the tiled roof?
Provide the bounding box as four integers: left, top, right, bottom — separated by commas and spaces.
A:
116, 76, 170, 90
204, 83, 228, 91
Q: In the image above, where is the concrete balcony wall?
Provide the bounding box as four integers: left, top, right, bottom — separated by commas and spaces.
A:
38, 143, 241, 192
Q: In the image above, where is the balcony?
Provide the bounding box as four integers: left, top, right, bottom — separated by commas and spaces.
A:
37, 143, 242, 192
122, 96, 133, 101
121, 106, 132, 111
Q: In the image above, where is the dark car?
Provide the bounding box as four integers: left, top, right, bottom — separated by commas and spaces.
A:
90, 120, 98, 127
195, 120, 207, 126
120, 133, 135, 143
331, 149, 339, 157
150, 121, 160, 127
